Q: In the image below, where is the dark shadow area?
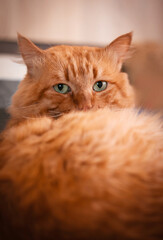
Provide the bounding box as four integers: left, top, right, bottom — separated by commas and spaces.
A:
0, 80, 19, 131
0, 108, 10, 131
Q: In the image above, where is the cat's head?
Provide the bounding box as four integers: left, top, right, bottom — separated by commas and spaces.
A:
9, 32, 135, 123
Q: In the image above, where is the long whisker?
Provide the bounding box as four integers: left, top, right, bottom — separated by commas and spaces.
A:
22, 116, 38, 120
12, 103, 40, 109
47, 108, 71, 119
49, 113, 63, 118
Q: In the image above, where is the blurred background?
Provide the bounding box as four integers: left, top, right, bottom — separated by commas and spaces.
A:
0, 0, 163, 130
1, 0, 163, 44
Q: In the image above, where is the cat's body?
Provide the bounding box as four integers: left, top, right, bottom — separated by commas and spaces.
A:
0, 33, 163, 240
0, 109, 163, 240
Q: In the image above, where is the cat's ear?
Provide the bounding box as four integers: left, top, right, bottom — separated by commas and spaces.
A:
105, 32, 132, 70
17, 33, 44, 76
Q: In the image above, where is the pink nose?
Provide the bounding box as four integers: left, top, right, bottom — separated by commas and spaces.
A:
74, 92, 93, 111
78, 103, 93, 111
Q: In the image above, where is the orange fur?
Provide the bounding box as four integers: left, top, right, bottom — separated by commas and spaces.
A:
8, 33, 135, 126
1, 33, 163, 240
0, 109, 163, 240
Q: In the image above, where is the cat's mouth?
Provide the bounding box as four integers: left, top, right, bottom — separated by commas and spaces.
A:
48, 108, 71, 119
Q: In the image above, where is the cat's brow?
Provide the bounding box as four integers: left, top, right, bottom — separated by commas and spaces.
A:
93, 67, 98, 79
64, 68, 69, 81
69, 59, 77, 78
66, 54, 97, 80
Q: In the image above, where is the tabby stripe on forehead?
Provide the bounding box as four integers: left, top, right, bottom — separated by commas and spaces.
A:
93, 67, 98, 79
85, 52, 90, 62
64, 68, 69, 81
69, 61, 77, 78
85, 62, 90, 72
78, 66, 85, 76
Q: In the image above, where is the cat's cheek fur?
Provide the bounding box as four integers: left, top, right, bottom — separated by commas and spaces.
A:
112, 72, 135, 107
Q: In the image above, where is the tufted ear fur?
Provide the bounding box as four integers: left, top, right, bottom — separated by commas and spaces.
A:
17, 33, 44, 76
105, 32, 133, 71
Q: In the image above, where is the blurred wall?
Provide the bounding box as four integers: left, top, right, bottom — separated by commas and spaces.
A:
0, 0, 163, 45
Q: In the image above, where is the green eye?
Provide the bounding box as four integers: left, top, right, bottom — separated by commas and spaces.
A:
93, 81, 107, 92
53, 84, 71, 94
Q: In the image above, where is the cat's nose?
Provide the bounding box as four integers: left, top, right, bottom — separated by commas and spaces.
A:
78, 103, 93, 111
74, 92, 93, 111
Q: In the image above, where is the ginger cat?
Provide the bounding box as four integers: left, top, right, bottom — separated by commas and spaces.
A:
0, 33, 163, 240
8, 32, 135, 126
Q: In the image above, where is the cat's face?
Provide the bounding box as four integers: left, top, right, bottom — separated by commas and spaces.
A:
9, 33, 135, 123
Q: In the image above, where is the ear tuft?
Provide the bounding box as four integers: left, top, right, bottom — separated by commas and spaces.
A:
17, 33, 44, 76
105, 32, 133, 70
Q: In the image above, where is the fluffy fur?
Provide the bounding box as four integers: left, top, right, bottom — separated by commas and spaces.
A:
0, 109, 163, 240
0, 33, 163, 240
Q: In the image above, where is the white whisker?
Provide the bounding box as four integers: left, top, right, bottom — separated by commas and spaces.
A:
14, 103, 40, 109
